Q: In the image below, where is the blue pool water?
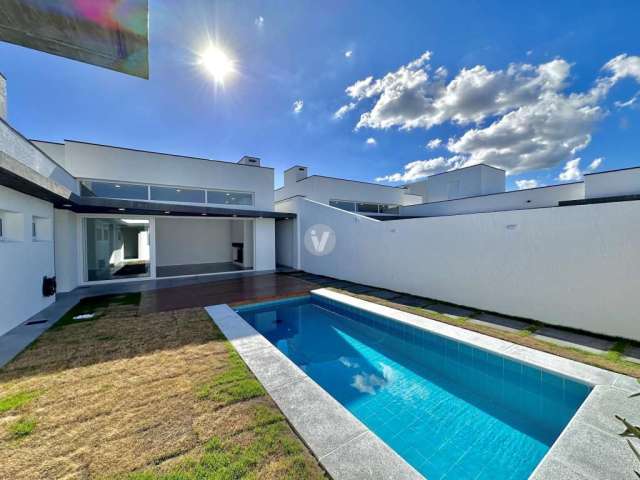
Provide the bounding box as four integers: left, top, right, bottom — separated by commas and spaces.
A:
237, 296, 590, 480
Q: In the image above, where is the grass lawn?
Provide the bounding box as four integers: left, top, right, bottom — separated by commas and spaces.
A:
0, 296, 326, 479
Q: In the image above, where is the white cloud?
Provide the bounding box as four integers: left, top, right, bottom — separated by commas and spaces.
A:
558, 158, 583, 181
603, 54, 640, 83
426, 138, 442, 149
588, 157, 603, 171
333, 102, 356, 119
515, 179, 540, 189
345, 50, 353, 58
340, 52, 640, 180
375, 156, 460, 183
615, 92, 640, 108
292, 99, 304, 114
365, 137, 377, 146
557, 157, 603, 182
254, 16, 264, 27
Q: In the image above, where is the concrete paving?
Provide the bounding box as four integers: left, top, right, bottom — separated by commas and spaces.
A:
393, 295, 433, 308
363, 288, 402, 300
425, 302, 476, 318
0, 294, 80, 368
531, 385, 640, 479
623, 344, 640, 364
533, 327, 616, 355
467, 312, 532, 333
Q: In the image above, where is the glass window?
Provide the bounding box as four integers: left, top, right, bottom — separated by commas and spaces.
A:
84, 218, 150, 281
380, 204, 399, 214
80, 180, 148, 200
149, 186, 205, 204
356, 202, 380, 214
207, 190, 253, 206
329, 200, 356, 212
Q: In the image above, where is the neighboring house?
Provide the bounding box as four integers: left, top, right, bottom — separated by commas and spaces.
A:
401, 164, 586, 217
0, 78, 290, 336
275, 165, 423, 217
401, 163, 640, 217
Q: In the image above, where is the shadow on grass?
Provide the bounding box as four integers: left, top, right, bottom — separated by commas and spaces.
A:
52, 293, 141, 329
0, 295, 225, 383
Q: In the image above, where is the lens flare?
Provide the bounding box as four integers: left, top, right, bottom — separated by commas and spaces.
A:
199, 46, 234, 83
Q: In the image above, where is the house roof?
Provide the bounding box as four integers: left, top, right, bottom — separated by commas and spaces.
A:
0, 163, 294, 219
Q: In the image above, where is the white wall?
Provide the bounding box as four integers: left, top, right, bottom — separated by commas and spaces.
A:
276, 218, 296, 267
275, 174, 422, 207
0, 186, 55, 335
53, 209, 78, 292
243, 220, 254, 268
425, 164, 505, 203
155, 218, 233, 266
32, 140, 275, 211
585, 168, 640, 199
401, 182, 585, 217
254, 218, 275, 271
293, 197, 640, 341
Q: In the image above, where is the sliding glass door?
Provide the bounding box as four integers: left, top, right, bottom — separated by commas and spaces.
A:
84, 218, 151, 281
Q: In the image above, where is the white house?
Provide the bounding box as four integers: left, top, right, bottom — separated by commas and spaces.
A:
401, 164, 587, 217
0, 79, 291, 336
275, 165, 423, 217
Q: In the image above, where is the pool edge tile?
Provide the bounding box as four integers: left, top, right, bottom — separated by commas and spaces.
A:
205, 303, 424, 479
310, 288, 638, 480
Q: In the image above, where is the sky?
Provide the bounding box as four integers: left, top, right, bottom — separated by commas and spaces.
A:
1, 0, 640, 190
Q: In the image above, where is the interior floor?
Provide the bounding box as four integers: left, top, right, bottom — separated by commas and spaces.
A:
156, 262, 250, 278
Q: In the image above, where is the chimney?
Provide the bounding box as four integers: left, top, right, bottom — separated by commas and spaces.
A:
284, 165, 308, 186
238, 155, 260, 166
0, 73, 6, 120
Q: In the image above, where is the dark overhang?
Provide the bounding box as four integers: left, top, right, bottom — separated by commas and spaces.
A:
0, 0, 149, 78
559, 194, 640, 207
0, 164, 295, 219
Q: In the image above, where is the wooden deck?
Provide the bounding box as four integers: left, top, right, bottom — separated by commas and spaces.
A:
138, 273, 320, 313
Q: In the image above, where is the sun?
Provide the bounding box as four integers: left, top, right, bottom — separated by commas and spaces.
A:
199, 46, 234, 83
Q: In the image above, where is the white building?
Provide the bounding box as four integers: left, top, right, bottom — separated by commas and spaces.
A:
275, 165, 423, 217
0, 80, 291, 336
401, 164, 587, 217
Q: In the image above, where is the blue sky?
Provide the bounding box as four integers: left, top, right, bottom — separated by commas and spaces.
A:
1, 0, 639, 189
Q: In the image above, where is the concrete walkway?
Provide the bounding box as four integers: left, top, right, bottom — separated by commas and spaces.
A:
0, 270, 279, 368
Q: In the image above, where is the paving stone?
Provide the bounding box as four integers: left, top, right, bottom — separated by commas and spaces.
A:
340, 284, 373, 294
392, 295, 433, 308
530, 458, 590, 480
533, 327, 615, 355
240, 347, 306, 390
268, 377, 367, 458
622, 344, 640, 364
320, 431, 423, 480
426, 302, 475, 318
467, 312, 531, 333
364, 289, 402, 300
539, 421, 635, 480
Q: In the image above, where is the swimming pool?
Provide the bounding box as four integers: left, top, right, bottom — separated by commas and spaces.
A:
236, 295, 590, 480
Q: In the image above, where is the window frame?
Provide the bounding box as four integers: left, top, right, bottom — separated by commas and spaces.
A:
79, 178, 255, 207
330, 199, 400, 215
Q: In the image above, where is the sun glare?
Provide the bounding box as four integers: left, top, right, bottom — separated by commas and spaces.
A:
199, 46, 234, 83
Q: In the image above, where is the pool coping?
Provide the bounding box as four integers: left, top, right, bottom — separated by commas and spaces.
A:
206, 289, 640, 480
205, 299, 423, 480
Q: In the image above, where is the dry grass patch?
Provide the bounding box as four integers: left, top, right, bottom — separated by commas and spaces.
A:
0, 297, 326, 480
